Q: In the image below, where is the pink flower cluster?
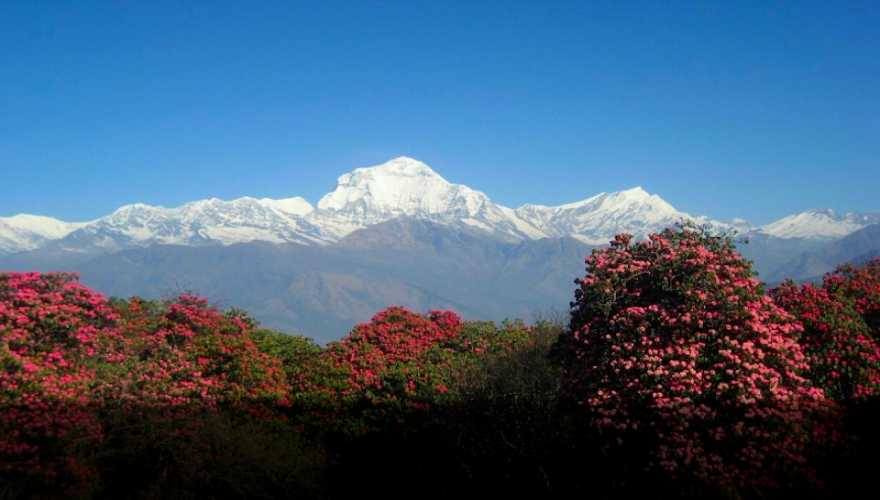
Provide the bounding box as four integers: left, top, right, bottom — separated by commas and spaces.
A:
0, 273, 290, 490
562, 228, 834, 488
772, 281, 880, 401
0, 272, 118, 487
295, 307, 463, 430
107, 295, 290, 411
823, 257, 880, 337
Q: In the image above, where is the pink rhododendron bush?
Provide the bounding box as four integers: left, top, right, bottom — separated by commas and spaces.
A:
0, 273, 307, 497
772, 281, 880, 401
296, 306, 533, 434
105, 295, 290, 412
0, 272, 119, 492
824, 257, 880, 337
558, 228, 836, 491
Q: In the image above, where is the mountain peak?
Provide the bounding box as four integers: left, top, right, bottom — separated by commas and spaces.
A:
316, 157, 459, 213
367, 156, 443, 178
258, 196, 314, 216
761, 209, 880, 240
620, 186, 648, 197
0, 214, 87, 253
111, 202, 163, 214
804, 208, 837, 217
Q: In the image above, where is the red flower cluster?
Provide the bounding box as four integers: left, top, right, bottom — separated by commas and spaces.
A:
332, 307, 462, 393
0, 273, 290, 491
772, 281, 880, 401
108, 295, 290, 410
0, 272, 119, 487
561, 229, 832, 488
296, 308, 538, 435
823, 258, 880, 337
296, 307, 463, 430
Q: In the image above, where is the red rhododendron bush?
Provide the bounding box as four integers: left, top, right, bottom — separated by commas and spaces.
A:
0, 273, 120, 491
0, 273, 298, 496
824, 257, 880, 337
559, 228, 835, 491
295, 309, 549, 497
105, 295, 290, 411
296, 306, 532, 434
772, 281, 880, 401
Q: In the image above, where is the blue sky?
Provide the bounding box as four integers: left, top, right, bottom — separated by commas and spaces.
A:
1, 1, 877, 224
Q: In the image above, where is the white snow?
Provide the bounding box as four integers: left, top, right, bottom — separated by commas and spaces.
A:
0, 214, 87, 253
309, 156, 543, 241
760, 209, 880, 240
3, 156, 875, 255
514, 186, 712, 244
259, 197, 314, 216
317, 157, 483, 216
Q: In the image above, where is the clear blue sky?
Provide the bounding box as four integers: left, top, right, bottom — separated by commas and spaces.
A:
1, 1, 877, 224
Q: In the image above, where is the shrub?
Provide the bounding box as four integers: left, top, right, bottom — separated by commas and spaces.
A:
104, 295, 291, 410
772, 281, 880, 401
320, 318, 559, 498
437, 320, 573, 494
94, 296, 299, 495
296, 309, 542, 434
823, 258, 880, 337
251, 327, 322, 383
296, 307, 464, 433
0, 272, 120, 495
558, 228, 833, 492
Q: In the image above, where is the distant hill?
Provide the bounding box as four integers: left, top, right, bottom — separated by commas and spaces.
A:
2, 220, 592, 342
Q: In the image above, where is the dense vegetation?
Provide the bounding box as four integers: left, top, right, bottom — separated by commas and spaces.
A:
2, 227, 880, 498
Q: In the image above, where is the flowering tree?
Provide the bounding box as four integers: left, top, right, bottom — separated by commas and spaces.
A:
772, 281, 880, 401
560, 228, 832, 489
296, 307, 462, 431
823, 258, 880, 338
296, 307, 537, 434
106, 295, 290, 411
0, 273, 121, 492
0, 273, 293, 495
92, 296, 295, 497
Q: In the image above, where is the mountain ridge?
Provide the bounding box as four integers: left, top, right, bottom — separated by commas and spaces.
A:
1, 157, 876, 255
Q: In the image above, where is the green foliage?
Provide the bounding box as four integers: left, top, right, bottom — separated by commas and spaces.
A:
251, 327, 322, 382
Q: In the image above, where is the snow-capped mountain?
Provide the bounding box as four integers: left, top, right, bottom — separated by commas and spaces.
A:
307, 157, 731, 244
515, 187, 711, 245
0, 214, 86, 254
51, 196, 327, 254
1, 156, 874, 256
306, 157, 544, 241
760, 209, 880, 240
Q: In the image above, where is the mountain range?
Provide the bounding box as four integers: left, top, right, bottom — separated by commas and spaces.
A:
2, 157, 878, 341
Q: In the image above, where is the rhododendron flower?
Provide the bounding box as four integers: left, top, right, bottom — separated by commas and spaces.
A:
772, 280, 880, 401
558, 226, 835, 490
823, 258, 880, 337
1, 273, 291, 491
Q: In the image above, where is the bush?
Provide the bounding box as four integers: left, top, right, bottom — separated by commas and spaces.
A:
295, 306, 464, 433
0, 275, 316, 498
437, 320, 575, 495
318, 318, 567, 497
772, 281, 880, 401
823, 258, 880, 337
251, 327, 321, 383
0, 272, 120, 495
558, 227, 834, 493
94, 296, 301, 496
